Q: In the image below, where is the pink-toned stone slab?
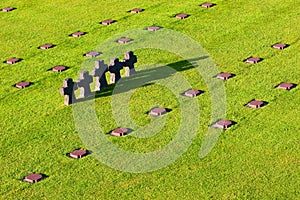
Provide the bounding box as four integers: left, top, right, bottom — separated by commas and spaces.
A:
24, 174, 43, 183
149, 107, 167, 116
245, 57, 261, 64
175, 14, 189, 19
147, 26, 161, 31
39, 44, 54, 49
277, 83, 296, 90
247, 100, 265, 108
15, 82, 31, 89
70, 150, 87, 159
216, 73, 234, 80
71, 31, 85, 37
272, 43, 288, 50
213, 120, 234, 130
52, 66, 67, 72
101, 20, 116, 25
6, 57, 21, 64
111, 128, 129, 136
184, 89, 201, 98
117, 38, 132, 44
130, 8, 144, 13
201, 3, 215, 8
2, 7, 15, 12
85, 51, 100, 57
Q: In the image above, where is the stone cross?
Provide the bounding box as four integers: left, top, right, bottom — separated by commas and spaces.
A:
60, 78, 78, 105
123, 51, 137, 76
108, 58, 123, 84
77, 71, 93, 98
91, 60, 108, 91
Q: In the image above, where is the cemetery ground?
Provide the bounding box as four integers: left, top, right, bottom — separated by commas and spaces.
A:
1, 0, 300, 199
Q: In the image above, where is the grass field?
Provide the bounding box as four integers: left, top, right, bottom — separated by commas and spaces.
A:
1, 0, 300, 199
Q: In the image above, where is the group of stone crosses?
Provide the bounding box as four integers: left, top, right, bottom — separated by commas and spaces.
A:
60, 51, 137, 105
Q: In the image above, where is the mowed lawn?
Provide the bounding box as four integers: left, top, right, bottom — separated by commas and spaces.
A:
0, 0, 300, 199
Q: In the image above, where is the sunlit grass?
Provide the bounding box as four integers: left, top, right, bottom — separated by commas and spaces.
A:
0, 0, 300, 199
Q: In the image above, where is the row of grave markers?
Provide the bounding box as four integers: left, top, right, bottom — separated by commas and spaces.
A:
212, 41, 294, 129
5, 3, 296, 184
60, 51, 137, 105
59, 45, 297, 137
1, 3, 216, 14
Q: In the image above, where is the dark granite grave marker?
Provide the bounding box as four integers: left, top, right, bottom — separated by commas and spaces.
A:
60, 78, 78, 105
77, 71, 93, 98
123, 51, 137, 76
108, 58, 123, 84
92, 60, 108, 91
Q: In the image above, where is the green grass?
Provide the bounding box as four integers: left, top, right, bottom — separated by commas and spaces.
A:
1, 0, 300, 199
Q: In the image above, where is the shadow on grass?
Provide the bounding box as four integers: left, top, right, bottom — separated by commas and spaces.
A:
74, 56, 208, 102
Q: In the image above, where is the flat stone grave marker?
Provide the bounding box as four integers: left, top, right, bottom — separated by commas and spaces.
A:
52, 66, 68, 72
77, 71, 93, 98
2, 7, 15, 12
39, 44, 54, 49
15, 82, 31, 89
246, 100, 266, 108
272, 43, 288, 50
85, 51, 101, 57
101, 19, 116, 25
276, 83, 296, 90
175, 14, 189, 19
23, 173, 43, 183
60, 78, 78, 105
245, 57, 262, 64
212, 120, 234, 130
6, 57, 21, 64
149, 107, 167, 116
110, 128, 129, 136
216, 73, 235, 80
69, 149, 88, 159
201, 3, 215, 8
183, 89, 202, 98
117, 37, 132, 44
71, 31, 86, 37
147, 26, 161, 31
130, 8, 144, 13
